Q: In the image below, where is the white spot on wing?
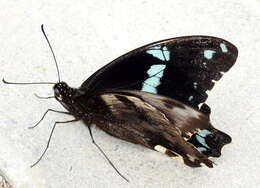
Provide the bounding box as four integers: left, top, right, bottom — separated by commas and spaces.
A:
197, 147, 207, 152
198, 129, 211, 137
146, 45, 170, 61
220, 43, 228, 53
154, 145, 167, 153
162, 46, 170, 61
195, 130, 211, 149
204, 50, 216, 59
141, 84, 157, 93
142, 64, 166, 94
195, 135, 210, 148
203, 62, 208, 68
155, 145, 180, 158
193, 82, 198, 89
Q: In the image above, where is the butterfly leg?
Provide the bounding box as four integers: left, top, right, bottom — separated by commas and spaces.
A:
86, 124, 129, 182
30, 119, 79, 167
29, 109, 72, 129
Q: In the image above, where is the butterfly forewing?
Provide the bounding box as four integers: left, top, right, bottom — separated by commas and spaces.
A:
81, 36, 238, 113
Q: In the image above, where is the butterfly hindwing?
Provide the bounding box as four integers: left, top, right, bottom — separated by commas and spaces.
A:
77, 90, 231, 167
81, 36, 238, 114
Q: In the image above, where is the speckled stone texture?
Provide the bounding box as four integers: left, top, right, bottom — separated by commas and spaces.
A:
0, 0, 260, 187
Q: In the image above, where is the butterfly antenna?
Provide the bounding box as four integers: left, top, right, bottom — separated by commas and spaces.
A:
87, 125, 129, 183
2, 78, 55, 85
41, 24, 61, 82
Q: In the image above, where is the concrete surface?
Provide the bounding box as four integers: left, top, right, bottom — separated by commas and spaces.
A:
1, 0, 260, 187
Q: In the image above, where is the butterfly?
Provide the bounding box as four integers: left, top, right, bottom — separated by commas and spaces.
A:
3, 25, 238, 181
74, 36, 237, 167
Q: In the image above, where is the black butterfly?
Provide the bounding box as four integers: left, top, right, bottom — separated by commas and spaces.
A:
75, 36, 237, 167
4, 25, 238, 181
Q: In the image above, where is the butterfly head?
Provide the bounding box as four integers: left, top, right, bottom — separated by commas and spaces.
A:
53, 82, 74, 103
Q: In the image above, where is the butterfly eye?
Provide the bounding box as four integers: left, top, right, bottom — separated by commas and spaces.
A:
57, 94, 63, 100
54, 88, 62, 100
